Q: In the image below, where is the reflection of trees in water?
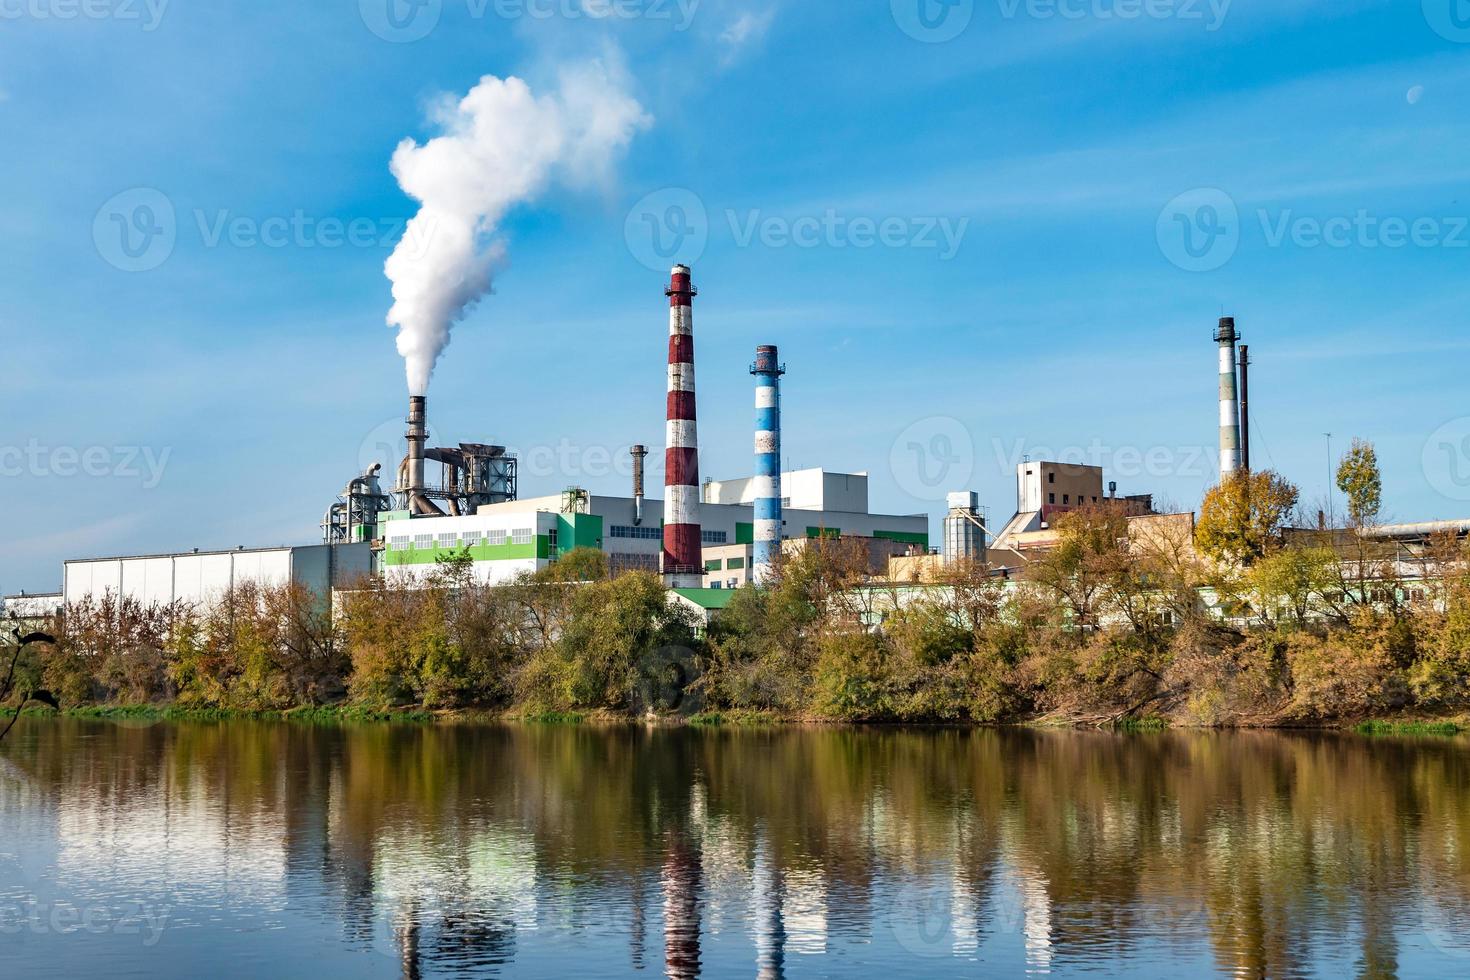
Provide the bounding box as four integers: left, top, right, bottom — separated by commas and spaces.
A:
11, 719, 1470, 975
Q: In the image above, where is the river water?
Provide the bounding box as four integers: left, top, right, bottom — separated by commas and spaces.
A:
2, 719, 1468, 978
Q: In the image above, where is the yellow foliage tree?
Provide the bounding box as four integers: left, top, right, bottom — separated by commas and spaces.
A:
1196, 470, 1300, 567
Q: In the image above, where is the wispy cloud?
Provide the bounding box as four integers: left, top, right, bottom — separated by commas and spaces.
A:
719, 9, 775, 64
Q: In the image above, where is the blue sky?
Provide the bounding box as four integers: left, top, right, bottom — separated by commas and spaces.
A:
2, 0, 1469, 594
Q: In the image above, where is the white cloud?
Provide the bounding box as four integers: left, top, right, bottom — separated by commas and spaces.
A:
719, 9, 775, 63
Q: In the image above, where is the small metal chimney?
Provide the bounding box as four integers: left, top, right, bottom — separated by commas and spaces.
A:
1237, 344, 1251, 472
1216, 317, 1242, 479
631, 445, 648, 526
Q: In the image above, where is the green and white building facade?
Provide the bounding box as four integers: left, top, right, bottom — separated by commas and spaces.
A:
379, 469, 930, 586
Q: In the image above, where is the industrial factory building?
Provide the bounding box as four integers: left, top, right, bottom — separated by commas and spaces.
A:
368, 264, 929, 590
26, 269, 1411, 624
991, 461, 1156, 557
379, 469, 929, 587
62, 543, 373, 610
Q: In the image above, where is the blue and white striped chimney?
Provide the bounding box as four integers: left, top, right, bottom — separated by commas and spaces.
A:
751, 345, 785, 586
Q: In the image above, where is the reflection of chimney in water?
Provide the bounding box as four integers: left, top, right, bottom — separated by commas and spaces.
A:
629, 875, 647, 971
663, 831, 703, 980
753, 836, 787, 980
396, 900, 422, 980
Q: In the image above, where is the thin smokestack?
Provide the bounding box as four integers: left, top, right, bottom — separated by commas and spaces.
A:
663, 265, 703, 588
1216, 317, 1242, 479
1237, 344, 1251, 472
407, 395, 427, 499
751, 345, 785, 586
631, 444, 648, 527
404, 395, 444, 516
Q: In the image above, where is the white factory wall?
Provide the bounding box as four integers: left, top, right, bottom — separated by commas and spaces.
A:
2, 592, 63, 621
704, 469, 870, 514
62, 544, 370, 609
381, 511, 560, 587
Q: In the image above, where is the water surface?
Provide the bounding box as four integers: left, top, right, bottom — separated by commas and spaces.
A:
3, 720, 1469, 978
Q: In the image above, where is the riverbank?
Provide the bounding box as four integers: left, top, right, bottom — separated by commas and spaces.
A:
13, 703, 1469, 736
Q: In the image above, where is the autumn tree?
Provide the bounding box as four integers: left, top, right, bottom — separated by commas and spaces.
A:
1029, 503, 1132, 628
1195, 470, 1300, 567
1336, 438, 1383, 529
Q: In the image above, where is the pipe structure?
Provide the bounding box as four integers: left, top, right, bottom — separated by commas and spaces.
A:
751, 345, 785, 586
407, 395, 427, 499
1215, 317, 1242, 479
663, 265, 704, 588
631, 445, 648, 527
1238, 343, 1251, 472
405, 395, 444, 516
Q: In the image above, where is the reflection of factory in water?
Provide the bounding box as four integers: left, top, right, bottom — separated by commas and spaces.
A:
22, 721, 1443, 978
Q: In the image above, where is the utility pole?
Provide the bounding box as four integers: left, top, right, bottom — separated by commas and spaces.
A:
1324, 432, 1334, 528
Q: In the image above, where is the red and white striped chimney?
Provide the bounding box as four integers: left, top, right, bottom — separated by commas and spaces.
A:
663, 264, 703, 588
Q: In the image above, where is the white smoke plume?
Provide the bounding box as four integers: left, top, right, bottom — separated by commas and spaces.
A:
385, 60, 651, 395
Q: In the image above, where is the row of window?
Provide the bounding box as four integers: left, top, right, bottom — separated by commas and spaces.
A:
610, 525, 661, 540
389, 529, 535, 551
1048, 493, 1100, 506
705, 556, 745, 572
606, 527, 730, 545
